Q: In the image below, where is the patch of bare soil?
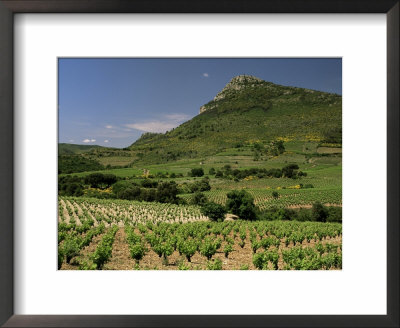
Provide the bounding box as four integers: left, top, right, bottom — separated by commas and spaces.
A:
103, 228, 135, 270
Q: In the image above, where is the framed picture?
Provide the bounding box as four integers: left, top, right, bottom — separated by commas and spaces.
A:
0, 0, 398, 327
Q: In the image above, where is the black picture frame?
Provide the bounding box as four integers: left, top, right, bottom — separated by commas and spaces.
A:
0, 1, 398, 327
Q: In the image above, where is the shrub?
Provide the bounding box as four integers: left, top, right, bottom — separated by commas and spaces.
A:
84, 173, 117, 188
272, 191, 279, 199
282, 164, 299, 179
91, 225, 118, 269
327, 206, 342, 223
190, 168, 204, 177
312, 202, 329, 222
224, 244, 233, 258
200, 202, 227, 222
188, 178, 211, 193
253, 253, 267, 269
200, 237, 217, 260
179, 239, 198, 262
112, 180, 137, 195
191, 192, 208, 206
141, 179, 158, 188
63, 237, 81, 263
118, 186, 141, 200
129, 243, 146, 264
215, 170, 223, 178
206, 258, 222, 270
226, 190, 257, 220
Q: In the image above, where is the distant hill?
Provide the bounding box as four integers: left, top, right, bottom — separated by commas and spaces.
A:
128, 75, 341, 163
58, 143, 109, 155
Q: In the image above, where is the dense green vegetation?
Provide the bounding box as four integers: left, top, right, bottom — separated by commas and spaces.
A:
58, 143, 109, 155
58, 155, 104, 174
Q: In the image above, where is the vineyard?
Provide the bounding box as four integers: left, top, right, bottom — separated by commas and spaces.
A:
58, 197, 342, 270
59, 196, 206, 226
179, 187, 342, 210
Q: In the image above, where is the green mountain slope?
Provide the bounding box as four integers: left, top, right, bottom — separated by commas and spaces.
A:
58, 143, 119, 155
129, 75, 341, 163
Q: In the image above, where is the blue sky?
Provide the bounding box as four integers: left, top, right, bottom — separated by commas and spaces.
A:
59, 58, 341, 148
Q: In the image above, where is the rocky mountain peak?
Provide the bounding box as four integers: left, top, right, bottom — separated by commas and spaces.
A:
200, 75, 264, 113
227, 75, 263, 85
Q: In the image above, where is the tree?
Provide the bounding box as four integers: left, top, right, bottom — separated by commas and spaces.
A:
282, 164, 299, 179
275, 140, 285, 154
223, 165, 232, 174
215, 170, 223, 178
118, 186, 141, 200
312, 202, 329, 222
156, 181, 179, 203
201, 202, 227, 222
84, 173, 116, 188
189, 178, 211, 193
190, 168, 204, 177
226, 190, 257, 220
191, 192, 208, 206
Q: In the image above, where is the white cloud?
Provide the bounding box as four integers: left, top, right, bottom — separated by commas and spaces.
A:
91, 139, 96, 142
124, 113, 191, 133
68, 139, 74, 142
104, 140, 109, 143
82, 139, 91, 143
125, 121, 177, 133
203, 73, 209, 77
164, 113, 190, 122
105, 125, 113, 129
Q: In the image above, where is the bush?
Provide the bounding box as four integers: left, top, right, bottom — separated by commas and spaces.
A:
65, 182, 84, 196
129, 243, 146, 264
282, 164, 299, 179
141, 179, 158, 188
188, 178, 211, 193
215, 170, 223, 178
155, 181, 179, 203
58, 155, 104, 174
209, 168, 216, 175
191, 192, 208, 206
297, 208, 311, 222
200, 237, 218, 260
179, 239, 198, 262
118, 186, 141, 200
312, 202, 329, 222
58, 175, 84, 196
201, 202, 227, 222
258, 205, 341, 223
226, 190, 257, 220
112, 180, 138, 195
63, 237, 81, 263
190, 168, 204, 177
327, 206, 342, 223
84, 173, 117, 188
206, 258, 222, 270
272, 191, 279, 199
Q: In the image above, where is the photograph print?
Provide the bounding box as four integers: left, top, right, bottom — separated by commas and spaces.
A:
58, 58, 342, 270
